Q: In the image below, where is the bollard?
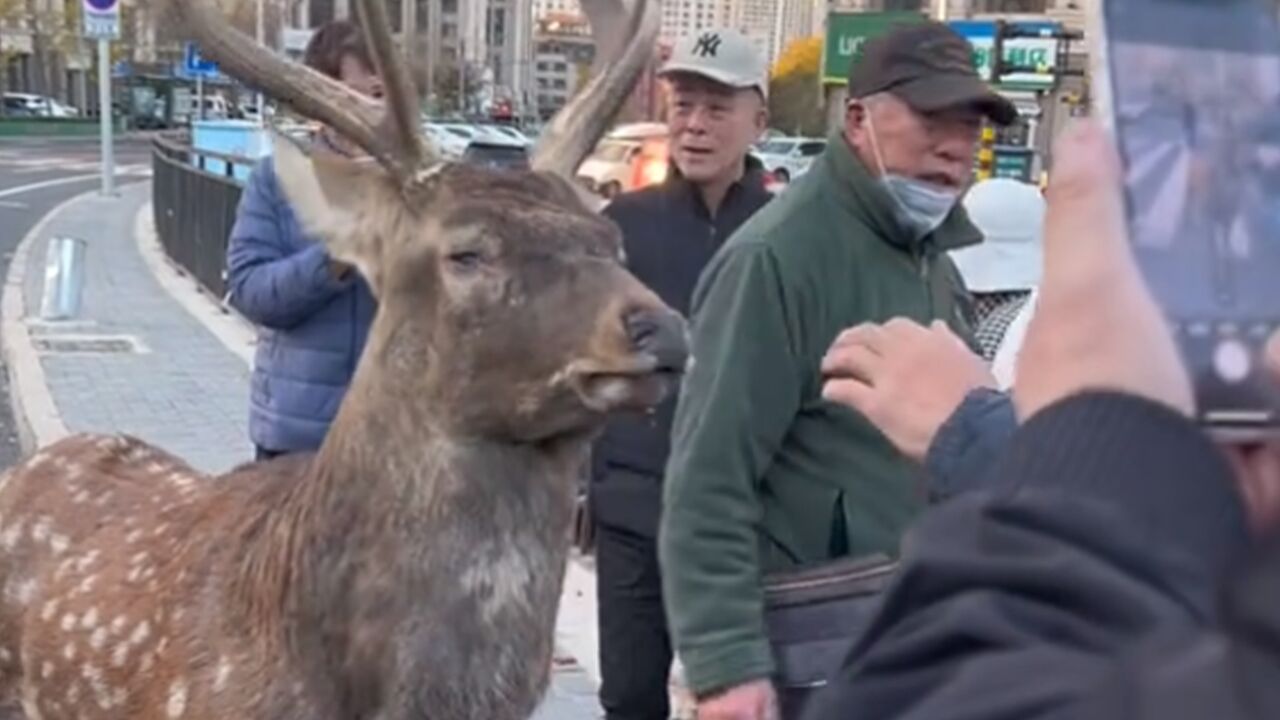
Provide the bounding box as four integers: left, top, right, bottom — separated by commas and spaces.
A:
39, 236, 87, 321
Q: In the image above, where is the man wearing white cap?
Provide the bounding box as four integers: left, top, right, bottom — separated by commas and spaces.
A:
590, 26, 772, 720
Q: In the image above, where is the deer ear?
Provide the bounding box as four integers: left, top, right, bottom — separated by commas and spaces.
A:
269, 130, 397, 272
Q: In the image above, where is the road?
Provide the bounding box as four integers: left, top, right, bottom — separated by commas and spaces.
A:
0, 135, 154, 469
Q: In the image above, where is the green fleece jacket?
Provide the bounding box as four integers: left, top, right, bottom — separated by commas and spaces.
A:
658, 133, 981, 697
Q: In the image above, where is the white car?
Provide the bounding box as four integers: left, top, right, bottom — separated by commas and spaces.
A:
3, 92, 78, 118
753, 137, 827, 183
476, 124, 533, 146
423, 123, 481, 160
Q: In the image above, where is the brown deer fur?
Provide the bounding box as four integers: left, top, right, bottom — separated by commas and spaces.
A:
0, 0, 679, 718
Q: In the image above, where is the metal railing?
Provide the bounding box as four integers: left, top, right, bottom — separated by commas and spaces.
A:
150, 135, 256, 300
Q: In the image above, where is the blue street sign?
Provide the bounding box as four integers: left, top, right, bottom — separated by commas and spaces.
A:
182, 43, 221, 79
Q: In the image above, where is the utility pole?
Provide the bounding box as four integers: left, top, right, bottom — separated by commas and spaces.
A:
97, 37, 114, 196
402, 0, 419, 110
83, 0, 122, 197
424, 0, 440, 114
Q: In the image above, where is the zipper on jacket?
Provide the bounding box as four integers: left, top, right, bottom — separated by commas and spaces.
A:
915, 247, 933, 315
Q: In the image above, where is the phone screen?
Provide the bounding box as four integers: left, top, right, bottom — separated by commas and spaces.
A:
1104, 0, 1280, 430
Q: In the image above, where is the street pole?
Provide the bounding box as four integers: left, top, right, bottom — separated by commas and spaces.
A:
256, 0, 266, 125
97, 37, 114, 197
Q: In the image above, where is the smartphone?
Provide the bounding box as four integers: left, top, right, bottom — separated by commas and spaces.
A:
1094, 0, 1280, 438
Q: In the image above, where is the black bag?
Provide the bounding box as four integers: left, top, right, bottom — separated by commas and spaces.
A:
762, 553, 898, 718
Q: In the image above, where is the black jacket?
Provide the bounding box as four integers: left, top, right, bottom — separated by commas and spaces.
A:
590, 157, 772, 537
804, 392, 1280, 720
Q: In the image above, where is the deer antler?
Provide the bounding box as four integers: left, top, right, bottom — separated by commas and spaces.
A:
165, 0, 437, 189
531, 0, 661, 177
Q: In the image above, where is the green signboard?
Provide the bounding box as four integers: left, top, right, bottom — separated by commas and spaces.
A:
822, 11, 926, 85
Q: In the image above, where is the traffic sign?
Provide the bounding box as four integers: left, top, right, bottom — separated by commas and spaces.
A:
182, 42, 221, 79
83, 0, 120, 40
949, 20, 1061, 91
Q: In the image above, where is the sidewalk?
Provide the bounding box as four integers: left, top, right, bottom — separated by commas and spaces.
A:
2, 182, 604, 718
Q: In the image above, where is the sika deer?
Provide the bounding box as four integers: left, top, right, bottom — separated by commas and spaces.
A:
0, 1, 677, 718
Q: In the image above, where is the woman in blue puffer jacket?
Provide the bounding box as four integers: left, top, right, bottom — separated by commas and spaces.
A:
225, 20, 382, 461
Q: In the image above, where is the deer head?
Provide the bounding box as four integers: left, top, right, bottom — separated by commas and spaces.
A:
166, 0, 681, 443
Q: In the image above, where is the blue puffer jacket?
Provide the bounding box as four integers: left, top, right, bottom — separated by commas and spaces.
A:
225, 156, 377, 453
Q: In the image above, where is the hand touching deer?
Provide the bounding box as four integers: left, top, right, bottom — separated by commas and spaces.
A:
0, 1, 678, 718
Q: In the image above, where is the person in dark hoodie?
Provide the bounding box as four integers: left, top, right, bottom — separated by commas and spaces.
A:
811, 119, 1280, 720
589, 27, 772, 720
225, 21, 382, 461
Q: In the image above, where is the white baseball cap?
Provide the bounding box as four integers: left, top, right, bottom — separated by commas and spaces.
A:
660, 28, 769, 98
951, 177, 1045, 292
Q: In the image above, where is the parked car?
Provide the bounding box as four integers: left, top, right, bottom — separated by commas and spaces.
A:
753, 136, 827, 182
577, 122, 669, 198
476, 124, 533, 146
3, 92, 78, 118
461, 137, 530, 170
424, 122, 482, 160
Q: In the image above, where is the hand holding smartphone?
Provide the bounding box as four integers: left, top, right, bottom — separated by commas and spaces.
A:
1094, 0, 1280, 438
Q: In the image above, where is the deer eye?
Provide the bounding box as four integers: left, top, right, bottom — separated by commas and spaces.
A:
446, 250, 486, 271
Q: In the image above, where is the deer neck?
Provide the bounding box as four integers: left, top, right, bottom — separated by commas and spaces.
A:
228, 314, 585, 670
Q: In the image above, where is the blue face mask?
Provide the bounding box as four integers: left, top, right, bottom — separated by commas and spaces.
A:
880, 174, 961, 239
866, 115, 961, 240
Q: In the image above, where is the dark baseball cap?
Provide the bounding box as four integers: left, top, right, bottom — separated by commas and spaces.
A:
847, 22, 1018, 125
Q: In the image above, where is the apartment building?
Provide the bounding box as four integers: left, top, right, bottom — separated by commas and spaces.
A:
531, 13, 594, 119
533, 0, 581, 19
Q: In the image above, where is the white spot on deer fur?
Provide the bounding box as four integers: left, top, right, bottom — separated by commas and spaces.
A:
30, 517, 50, 542
41, 661, 53, 679
126, 529, 144, 544
167, 679, 188, 718
130, 551, 149, 566
2, 522, 23, 550
49, 533, 69, 555
80, 607, 98, 629
60, 613, 76, 631
214, 656, 233, 691
129, 620, 150, 646
62, 642, 76, 661
111, 642, 129, 668
40, 598, 59, 621
145, 461, 166, 474
6, 577, 37, 605
90, 626, 108, 651
26, 451, 50, 470
72, 489, 91, 504
74, 574, 97, 595
110, 615, 127, 634
140, 651, 155, 673
75, 549, 100, 572
0, 647, 11, 663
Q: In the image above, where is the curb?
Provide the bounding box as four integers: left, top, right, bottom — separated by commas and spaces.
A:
1, 191, 94, 455
132, 201, 257, 367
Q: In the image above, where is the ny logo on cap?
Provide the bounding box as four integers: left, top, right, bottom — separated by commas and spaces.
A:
692, 32, 723, 58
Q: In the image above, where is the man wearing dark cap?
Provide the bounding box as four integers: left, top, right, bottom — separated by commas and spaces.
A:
658, 21, 1016, 720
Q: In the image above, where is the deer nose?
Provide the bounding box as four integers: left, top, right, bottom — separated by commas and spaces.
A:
624, 308, 690, 373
